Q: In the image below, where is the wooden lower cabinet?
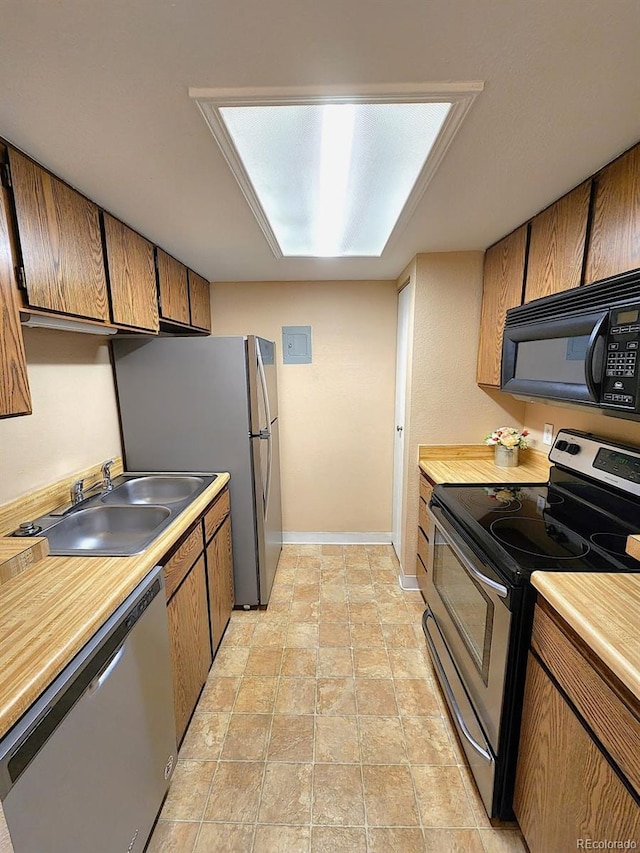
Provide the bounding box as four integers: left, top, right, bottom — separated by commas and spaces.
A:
163, 485, 234, 743
205, 508, 234, 654
416, 472, 433, 601
514, 607, 640, 852
166, 555, 212, 742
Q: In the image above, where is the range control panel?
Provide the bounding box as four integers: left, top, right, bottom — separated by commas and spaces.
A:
549, 429, 640, 497
602, 305, 640, 409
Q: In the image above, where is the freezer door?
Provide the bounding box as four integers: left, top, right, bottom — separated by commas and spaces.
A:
248, 337, 278, 435
258, 337, 278, 421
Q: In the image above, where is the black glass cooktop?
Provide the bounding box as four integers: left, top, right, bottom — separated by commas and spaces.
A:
434, 467, 640, 580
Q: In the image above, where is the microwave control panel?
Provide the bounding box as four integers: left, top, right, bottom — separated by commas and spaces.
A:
602, 306, 640, 409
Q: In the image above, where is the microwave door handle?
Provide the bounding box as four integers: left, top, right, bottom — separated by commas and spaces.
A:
585, 313, 608, 401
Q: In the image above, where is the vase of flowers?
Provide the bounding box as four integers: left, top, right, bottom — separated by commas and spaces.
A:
484, 426, 529, 467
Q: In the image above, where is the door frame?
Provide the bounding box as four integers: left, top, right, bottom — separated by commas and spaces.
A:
392, 281, 412, 566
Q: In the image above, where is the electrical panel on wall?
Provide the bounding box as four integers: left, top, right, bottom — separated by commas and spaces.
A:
282, 326, 312, 364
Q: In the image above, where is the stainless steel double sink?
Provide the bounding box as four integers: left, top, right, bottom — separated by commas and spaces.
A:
28, 473, 218, 557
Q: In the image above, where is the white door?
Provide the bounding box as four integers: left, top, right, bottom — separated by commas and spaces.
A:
392, 284, 411, 563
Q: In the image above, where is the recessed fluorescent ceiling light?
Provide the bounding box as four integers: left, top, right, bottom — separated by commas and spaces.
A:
191, 85, 482, 258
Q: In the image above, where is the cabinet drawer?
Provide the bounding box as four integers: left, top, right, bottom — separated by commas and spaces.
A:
417, 526, 430, 572
415, 553, 428, 601
204, 488, 231, 542
418, 497, 429, 537
532, 604, 640, 794
419, 475, 433, 505
163, 524, 204, 600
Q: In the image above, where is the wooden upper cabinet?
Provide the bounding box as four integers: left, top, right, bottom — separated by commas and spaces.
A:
0, 176, 31, 418
7, 148, 109, 322
584, 144, 640, 284
476, 225, 528, 387
524, 181, 591, 302
188, 270, 211, 332
103, 214, 159, 333
156, 248, 190, 325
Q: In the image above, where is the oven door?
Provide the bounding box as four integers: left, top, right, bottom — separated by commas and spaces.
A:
425, 503, 512, 752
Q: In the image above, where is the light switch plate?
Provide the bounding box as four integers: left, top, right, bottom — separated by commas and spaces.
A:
543, 423, 554, 445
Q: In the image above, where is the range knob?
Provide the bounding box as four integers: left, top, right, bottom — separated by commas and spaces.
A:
566, 443, 581, 456
555, 440, 568, 452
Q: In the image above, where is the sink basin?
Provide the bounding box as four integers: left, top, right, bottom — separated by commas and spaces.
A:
44, 505, 171, 556
101, 475, 204, 505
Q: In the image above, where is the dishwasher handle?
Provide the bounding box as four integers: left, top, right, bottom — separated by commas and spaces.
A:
87, 643, 126, 695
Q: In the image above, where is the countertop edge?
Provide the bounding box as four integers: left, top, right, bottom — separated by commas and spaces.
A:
531, 571, 640, 705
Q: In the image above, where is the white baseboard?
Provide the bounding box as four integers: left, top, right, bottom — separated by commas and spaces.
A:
283, 531, 393, 545
398, 573, 420, 591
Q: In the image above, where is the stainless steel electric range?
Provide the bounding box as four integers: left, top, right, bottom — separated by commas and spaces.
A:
422, 429, 640, 820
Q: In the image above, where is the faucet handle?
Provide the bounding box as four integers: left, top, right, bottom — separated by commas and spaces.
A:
71, 478, 85, 504
101, 458, 115, 490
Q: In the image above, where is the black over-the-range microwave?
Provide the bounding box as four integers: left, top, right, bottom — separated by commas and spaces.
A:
501, 270, 640, 421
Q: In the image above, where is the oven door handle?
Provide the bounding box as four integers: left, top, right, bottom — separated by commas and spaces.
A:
428, 505, 508, 599
423, 612, 494, 764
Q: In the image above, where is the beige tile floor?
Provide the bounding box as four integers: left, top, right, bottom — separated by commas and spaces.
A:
147, 545, 528, 853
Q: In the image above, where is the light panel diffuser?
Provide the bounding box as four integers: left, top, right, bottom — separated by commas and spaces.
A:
191, 85, 483, 258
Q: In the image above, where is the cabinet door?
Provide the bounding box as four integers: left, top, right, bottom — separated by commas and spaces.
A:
476, 226, 527, 386
524, 181, 591, 302
514, 654, 640, 853
156, 248, 190, 325
206, 515, 235, 654
0, 177, 31, 417
8, 148, 109, 322
103, 214, 159, 332
166, 556, 212, 742
584, 144, 640, 284
188, 270, 211, 332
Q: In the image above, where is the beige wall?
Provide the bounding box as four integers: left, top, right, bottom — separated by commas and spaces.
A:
524, 401, 640, 448
211, 280, 397, 535
0, 328, 122, 506
400, 252, 526, 581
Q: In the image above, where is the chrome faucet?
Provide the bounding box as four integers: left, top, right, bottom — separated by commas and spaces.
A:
71, 478, 86, 505
101, 459, 115, 491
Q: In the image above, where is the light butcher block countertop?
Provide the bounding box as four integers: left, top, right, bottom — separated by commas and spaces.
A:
0, 473, 229, 741
532, 571, 640, 704
0, 537, 49, 584
628, 535, 640, 563
419, 444, 551, 485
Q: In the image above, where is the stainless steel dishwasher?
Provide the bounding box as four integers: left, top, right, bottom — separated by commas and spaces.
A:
0, 565, 176, 853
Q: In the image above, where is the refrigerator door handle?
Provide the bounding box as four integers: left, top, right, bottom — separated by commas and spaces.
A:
256, 342, 272, 516
256, 341, 272, 432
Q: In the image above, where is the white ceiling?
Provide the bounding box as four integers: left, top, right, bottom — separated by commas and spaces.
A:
1, 0, 639, 282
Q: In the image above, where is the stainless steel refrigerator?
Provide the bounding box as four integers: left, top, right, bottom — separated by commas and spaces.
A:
112, 335, 282, 607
